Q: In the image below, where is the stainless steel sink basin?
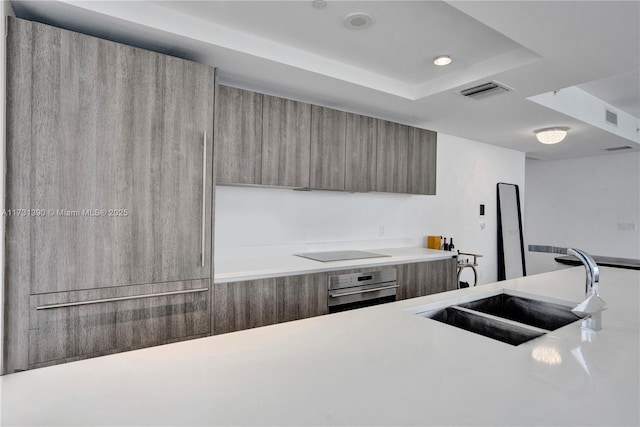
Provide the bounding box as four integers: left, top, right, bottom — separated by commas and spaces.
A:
430, 307, 545, 346
458, 294, 581, 331
417, 291, 583, 346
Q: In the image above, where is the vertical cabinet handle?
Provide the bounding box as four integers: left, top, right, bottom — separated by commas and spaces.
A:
202, 131, 207, 267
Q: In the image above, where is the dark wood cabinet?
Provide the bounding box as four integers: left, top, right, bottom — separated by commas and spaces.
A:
397, 258, 457, 300
261, 95, 311, 187
214, 85, 263, 184
276, 273, 328, 323
213, 279, 277, 334
28, 280, 210, 368
345, 113, 378, 192
310, 106, 347, 190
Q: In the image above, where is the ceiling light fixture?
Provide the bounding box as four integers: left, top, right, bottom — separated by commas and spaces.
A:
433, 55, 452, 66
534, 127, 569, 144
343, 12, 374, 30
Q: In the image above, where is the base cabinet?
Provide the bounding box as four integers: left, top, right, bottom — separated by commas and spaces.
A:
397, 258, 457, 300
276, 273, 328, 323
213, 279, 277, 334
28, 280, 211, 368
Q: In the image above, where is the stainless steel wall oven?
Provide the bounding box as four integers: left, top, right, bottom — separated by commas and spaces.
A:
328, 269, 397, 313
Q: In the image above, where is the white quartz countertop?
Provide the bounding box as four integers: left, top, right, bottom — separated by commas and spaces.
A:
214, 247, 456, 283
2, 266, 639, 426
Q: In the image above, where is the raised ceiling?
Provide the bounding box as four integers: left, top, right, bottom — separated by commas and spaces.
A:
150, 1, 536, 89
10, 0, 640, 160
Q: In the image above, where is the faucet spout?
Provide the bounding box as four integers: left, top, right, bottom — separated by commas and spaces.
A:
566, 248, 600, 296
528, 245, 606, 332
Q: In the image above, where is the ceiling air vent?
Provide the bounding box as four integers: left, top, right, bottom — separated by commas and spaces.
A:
459, 81, 512, 100
605, 146, 633, 152
605, 109, 618, 126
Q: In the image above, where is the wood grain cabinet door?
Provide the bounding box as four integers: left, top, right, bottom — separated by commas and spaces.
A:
276, 273, 328, 323
310, 106, 347, 190
345, 113, 377, 192
214, 85, 263, 184
376, 120, 410, 193
213, 279, 277, 334
28, 280, 211, 368
407, 128, 437, 195
397, 259, 457, 300
261, 95, 311, 187
5, 18, 215, 296
429, 258, 458, 293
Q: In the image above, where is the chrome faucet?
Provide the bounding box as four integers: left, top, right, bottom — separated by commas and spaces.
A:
528, 245, 606, 332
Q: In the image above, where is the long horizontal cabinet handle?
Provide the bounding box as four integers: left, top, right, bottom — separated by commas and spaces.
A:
329, 284, 398, 298
35, 288, 209, 310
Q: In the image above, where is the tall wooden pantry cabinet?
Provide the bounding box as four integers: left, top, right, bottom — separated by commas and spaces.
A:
4, 17, 216, 373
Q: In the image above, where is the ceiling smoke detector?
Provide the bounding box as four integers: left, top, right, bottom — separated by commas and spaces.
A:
311, 0, 327, 9
343, 12, 374, 30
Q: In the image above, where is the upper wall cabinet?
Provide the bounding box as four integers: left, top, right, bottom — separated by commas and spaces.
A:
214, 85, 263, 184
310, 106, 347, 190
407, 128, 437, 195
345, 113, 378, 192
5, 18, 215, 295
376, 120, 410, 193
261, 95, 312, 187
375, 120, 437, 195
213, 85, 435, 194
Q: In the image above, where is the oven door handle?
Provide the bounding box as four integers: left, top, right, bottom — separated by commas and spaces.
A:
329, 284, 398, 298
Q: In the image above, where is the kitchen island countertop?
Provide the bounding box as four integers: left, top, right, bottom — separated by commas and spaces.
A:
214, 246, 456, 283
1, 266, 638, 426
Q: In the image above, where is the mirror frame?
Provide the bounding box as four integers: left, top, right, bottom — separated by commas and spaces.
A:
497, 182, 527, 280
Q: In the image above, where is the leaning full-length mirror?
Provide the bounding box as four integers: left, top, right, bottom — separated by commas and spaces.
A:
497, 183, 526, 280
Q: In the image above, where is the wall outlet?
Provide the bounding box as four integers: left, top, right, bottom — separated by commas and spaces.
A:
618, 222, 638, 231
379, 225, 386, 237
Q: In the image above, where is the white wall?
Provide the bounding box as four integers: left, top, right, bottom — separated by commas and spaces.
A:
524, 152, 640, 275
215, 133, 525, 285
1, 1, 16, 375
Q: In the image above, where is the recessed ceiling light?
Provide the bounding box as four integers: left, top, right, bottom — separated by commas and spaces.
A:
343, 12, 374, 30
433, 55, 452, 66
534, 127, 569, 144
312, 0, 327, 9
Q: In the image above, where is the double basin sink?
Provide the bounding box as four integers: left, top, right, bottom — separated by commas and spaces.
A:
417, 291, 583, 346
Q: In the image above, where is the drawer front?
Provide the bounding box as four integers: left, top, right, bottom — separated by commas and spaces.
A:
29, 280, 210, 366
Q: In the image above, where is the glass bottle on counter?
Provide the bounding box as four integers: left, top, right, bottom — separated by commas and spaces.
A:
449, 238, 455, 252
443, 238, 449, 251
